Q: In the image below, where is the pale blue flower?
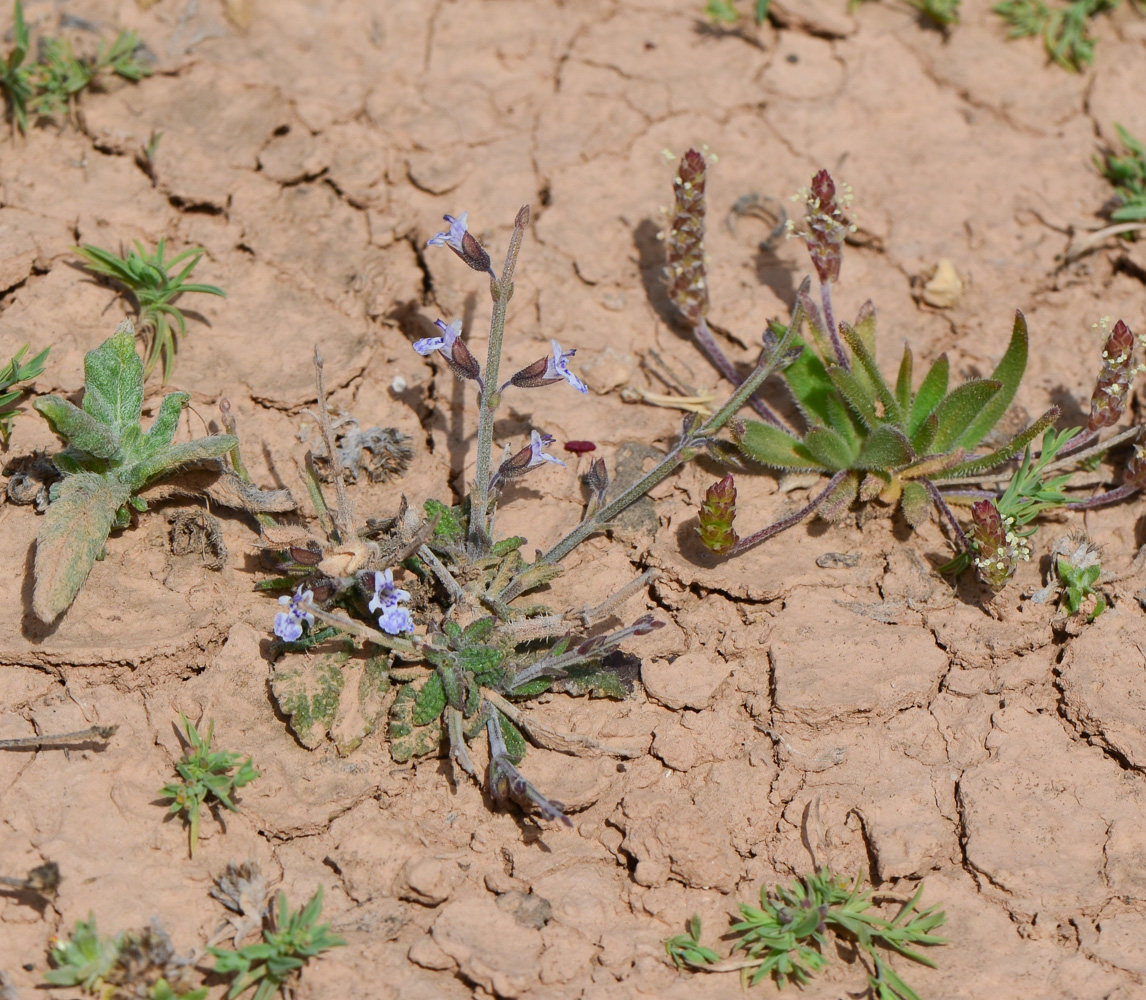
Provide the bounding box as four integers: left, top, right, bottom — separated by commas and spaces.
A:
413, 318, 462, 357
369, 569, 413, 635
274, 586, 315, 642
544, 340, 588, 394
527, 429, 565, 470
426, 213, 471, 253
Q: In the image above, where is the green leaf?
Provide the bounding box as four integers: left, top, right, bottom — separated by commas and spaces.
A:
827, 365, 879, 431
855, 425, 913, 470
81, 322, 144, 435
910, 413, 938, 455
34, 395, 120, 458
899, 480, 932, 527
33, 472, 131, 622
840, 322, 901, 424
734, 421, 824, 470
780, 338, 835, 427
413, 672, 447, 725
906, 354, 949, 437
389, 683, 443, 761
499, 714, 526, 763
139, 391, 190, 459
942, 407, 1059, 478
929, 380, 1001, 453
126, 433, 237, 489
894, 344, 913, 416
957, 311, 1029, 448
804, 426, 856, 470
424, 498, 465, 542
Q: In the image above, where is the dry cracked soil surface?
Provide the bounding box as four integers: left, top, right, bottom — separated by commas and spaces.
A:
3, 0, 1146, 997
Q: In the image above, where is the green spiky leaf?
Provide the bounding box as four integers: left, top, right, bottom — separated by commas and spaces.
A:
957, 312, 1029, 448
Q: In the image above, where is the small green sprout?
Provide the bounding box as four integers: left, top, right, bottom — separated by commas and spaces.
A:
0, 342, 49, 443
46, 914, 207, 999
907, 0, 961, 24
704, 0, 770, 25
0, 0, 33, 132
31, 323, 237, 621
160, 712, 258, 859
210, 887, 346, 1000
992, 0, 1120, 71
1098, 123, 1146, 225
1057, 556, 1105, 619
667, 870, 946, 999
74, 239, 226, 380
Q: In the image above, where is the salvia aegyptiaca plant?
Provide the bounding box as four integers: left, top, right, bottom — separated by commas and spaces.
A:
669, 149, 1146, 592
259, 204, 829, 825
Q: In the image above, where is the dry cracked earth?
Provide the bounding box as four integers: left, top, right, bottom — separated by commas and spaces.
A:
3, 0, 1146, 997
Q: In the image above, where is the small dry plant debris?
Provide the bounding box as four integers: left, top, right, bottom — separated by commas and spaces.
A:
209, 886, 345, 1000
260, 204, 812, 823
0, 859, 60, 899
0, 342, 49, 444
0, 724, 115, 749
668, 149, 1145, 596
168, 508, 227, 569
308, 414, 414, 484
666, 870, 946, 1000
74, 239, 226, 381
46, 914, 205, 1000
0, 0, 150, 133
28, 320, 293, 622
159, 713, 259, 859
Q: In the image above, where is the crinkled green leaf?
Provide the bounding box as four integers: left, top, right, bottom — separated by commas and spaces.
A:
269, 654, 345, 750
491, 535, 526, 557
425, 498, 465, 542
957, 312, 1029, 448
34, 395, 120, 458
499, 714, 526, 763
81, 323, 144, 435
413, 671, 447, 725
389, 683, 443, 762
33, 472, 131, 622
734, 420, 823, 470
459, 645, 504, 685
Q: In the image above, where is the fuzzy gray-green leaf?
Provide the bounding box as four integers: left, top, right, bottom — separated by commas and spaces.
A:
826, 365, 878, 431
956, 312, 1029, 448
81, 322, 144, 435
841, 322, 901, 424
804, 426, 855, 470
34, 395, 120, 459
900, 480, 932, 527
930, 380, 1001, 453
854, 424, 913, 470
734, 421, 823, 470
126, 434, 237, 489
907, 354, 949, 437
33, 472, 131, 622
942, 406, 1059, 478
138, 391, 190, 460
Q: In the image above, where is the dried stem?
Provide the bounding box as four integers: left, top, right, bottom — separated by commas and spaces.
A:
0, 725, 117, 750
311, 347, 354, 541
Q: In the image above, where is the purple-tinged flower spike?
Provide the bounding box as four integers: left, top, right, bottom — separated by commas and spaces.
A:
1088, 319, 1138, 431
788, 169, 855, 286
426, 212, 495, 278
506, 340, 589, 393
274, 585, 315, 642
368, 568, 414, 635
697, 474, 739, 554
413, 318, 483, 385
492, 430, 565, 487
666, 148, 710, 327
969, 499, 1029, 592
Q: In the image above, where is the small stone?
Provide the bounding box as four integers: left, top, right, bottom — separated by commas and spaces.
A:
396, 857, 450, 906
408, 935, 456, 971
919, 259, 964, 309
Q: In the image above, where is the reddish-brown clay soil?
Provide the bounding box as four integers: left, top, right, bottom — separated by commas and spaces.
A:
3, 1, 1146, 997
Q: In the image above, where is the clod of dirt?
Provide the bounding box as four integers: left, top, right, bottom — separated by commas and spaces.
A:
430, 895, 543, 998
494, 889, 552, 930
641, 651, 732, 710
770, 0, 858, 38
916, 258, 965, 309
396, 857, 451, 907
168, 508, 227, 569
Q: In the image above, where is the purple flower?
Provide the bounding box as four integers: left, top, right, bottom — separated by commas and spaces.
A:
493, 430, 566, 486
413, 319, 482, 383
506, 339, 589, 394
369, 569, 414, 635
526, 429, 566, 469
426, 212, 494, 276
274, 586, 315, 642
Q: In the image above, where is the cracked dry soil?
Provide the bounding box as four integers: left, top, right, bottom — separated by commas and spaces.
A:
3, 0, 1146, 997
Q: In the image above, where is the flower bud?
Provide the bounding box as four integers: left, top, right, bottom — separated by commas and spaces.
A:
697, 474, 739, 554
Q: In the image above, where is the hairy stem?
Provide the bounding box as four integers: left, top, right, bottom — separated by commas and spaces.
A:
1064, 483, 1140, 510
694, 317, 784, 427
820, 279, 848, 369
923, 478, 972, 552
728, 470, 849, 554
469, 206, 531, 553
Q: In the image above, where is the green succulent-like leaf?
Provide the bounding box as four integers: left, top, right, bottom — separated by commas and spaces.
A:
33, 472, 131, 622
840, 322, 901, 424
942, 406, 1059, 478
929, 379, 1001, 453
804, 425, 856, 470
957, 312, 1029, 448
413, 671, 447, 725
854, 424, 913, 470
34, 395, 120, 459
907, 354, 949, 437
900, 480, 932, 527
734, 420, 824, 471
81, 323, 144, 435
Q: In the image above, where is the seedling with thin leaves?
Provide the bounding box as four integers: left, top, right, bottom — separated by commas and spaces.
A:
46, 913, 206, 1000
209, 887, 345, 1000
0, 0, 32, 132
30, 323, 235, 621
907, 0, 961, 24
704, 0, 770, 24
1057, 555, 1105, 619
159, 713, 259, 859
1098, 123, 1146, 225
74, 239, 225, 380
0, 341, 49, 443
666, 870, 946, 1000
992, 0, 1122, 71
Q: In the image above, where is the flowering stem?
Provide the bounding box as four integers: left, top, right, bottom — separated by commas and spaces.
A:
1064, 483, 1140, 510
923, 478, 972, 552
727, 470, 849, 554
469, 206, 530, 553
820, 279, 848, 369
694, 317, 785, 427
495, 298, 804, 602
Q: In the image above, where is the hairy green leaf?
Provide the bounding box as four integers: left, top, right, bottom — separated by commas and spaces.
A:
126, 434, 237, 489
840, 322, 901, 424
854, 425, 913, 470
804, 426, 856, 470
780, 338, 835, 427
33, 472, 131, 622
413, 672, 447, 725
34, 395, 120, 459
930, 380, 1001, 453
957, 312, 1028, 448
826, 365, 879, 431
943, 406, 1059, 478
81, 323, 144, 435
734, 420, 823, 470
907, 354, 949, 437
139, 390, 190, 459
900, 480, 932, 527
894, 344, 913, 416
